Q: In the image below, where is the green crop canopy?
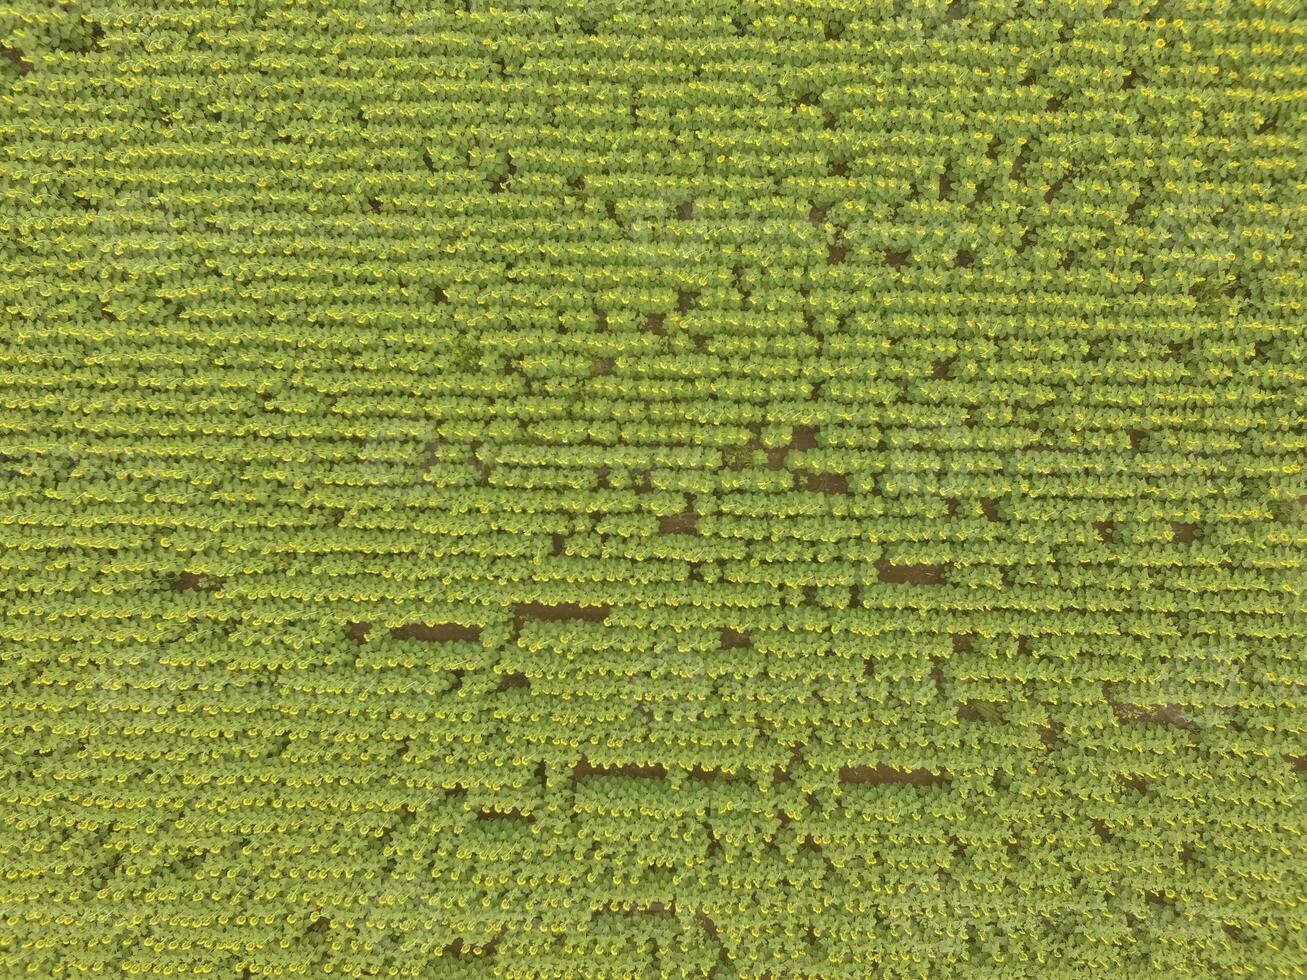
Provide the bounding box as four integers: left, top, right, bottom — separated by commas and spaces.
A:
0, 0, 1302, 977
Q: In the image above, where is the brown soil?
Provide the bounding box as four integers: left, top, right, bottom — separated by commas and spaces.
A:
391, 622, 482, 642
572, 758, 667, 785
659, 513, 698, 534
875, 558, 946, 584
514, 602, 610, 632
1116, 773, 1148, 793
2, 47, 32, 75
172, 571, 224, 592
839, 764, 945, 787
805, 472, 849, 495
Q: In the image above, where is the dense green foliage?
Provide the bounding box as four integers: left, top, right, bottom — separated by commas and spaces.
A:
1, 0, 1304, 976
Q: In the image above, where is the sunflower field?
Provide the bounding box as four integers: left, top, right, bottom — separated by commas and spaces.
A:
0, 0, 1304, 976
